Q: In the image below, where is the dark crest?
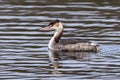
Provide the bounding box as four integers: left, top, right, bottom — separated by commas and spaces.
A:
48, 19, 60, 26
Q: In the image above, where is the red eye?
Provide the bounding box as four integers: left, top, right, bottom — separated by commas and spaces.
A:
49, 25, 52, 27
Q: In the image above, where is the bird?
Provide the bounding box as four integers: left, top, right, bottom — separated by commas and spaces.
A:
40, 20, 100, 52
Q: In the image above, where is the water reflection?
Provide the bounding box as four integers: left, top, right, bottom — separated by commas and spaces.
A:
48, 50, 97, 75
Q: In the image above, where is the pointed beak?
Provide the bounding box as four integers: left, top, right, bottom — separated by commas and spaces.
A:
40, 26, 51, 30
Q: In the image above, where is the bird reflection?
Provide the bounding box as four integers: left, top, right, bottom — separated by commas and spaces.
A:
48, 50, 97, 75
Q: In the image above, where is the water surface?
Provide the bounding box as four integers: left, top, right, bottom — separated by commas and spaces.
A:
0, 0, 120, 80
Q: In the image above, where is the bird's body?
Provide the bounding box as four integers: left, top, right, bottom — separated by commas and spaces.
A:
51, 39, 98, 51
40, 20, 99, 52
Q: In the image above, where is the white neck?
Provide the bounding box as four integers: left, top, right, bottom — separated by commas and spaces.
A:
48, 23, 63, 49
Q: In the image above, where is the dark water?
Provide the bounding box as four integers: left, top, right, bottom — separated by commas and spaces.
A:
0, 0, 120, 80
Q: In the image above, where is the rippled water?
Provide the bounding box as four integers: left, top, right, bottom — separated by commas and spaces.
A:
0, 0, 120, 80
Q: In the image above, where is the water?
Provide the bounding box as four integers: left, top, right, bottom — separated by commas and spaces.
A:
0, 0, 120, 80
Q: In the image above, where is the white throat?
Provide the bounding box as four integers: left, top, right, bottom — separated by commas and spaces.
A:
48, 35, 56, 49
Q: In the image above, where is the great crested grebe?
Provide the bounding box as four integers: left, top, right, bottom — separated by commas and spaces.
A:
40, 20, 99, 52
